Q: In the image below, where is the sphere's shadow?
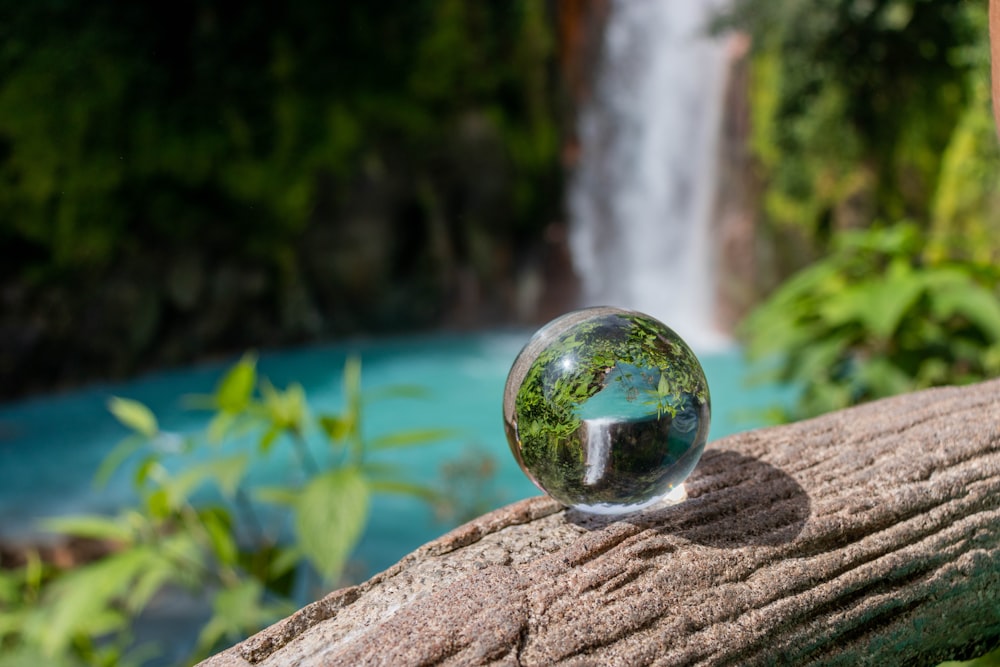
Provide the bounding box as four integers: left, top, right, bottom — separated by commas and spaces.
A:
566, 449, 811, 548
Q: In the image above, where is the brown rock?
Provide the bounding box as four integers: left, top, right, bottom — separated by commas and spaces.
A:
200, 378, 1000, 666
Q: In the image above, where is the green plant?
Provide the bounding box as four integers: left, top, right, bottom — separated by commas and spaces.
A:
0, 354, 455, 665
743, 224, 1000, 421
716, 0, 1000, 280
938, 644, 1000, 667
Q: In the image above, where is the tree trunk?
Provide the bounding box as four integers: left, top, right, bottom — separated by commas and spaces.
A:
201, 378, 1000, 666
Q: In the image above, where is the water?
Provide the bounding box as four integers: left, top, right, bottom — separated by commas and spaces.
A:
568, 0, 731, 348
0, 331, 792, 577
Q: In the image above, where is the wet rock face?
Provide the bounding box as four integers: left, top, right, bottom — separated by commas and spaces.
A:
201, 379, 1000, 667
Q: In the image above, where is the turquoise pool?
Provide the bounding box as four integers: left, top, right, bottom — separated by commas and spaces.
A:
0, 331, 795, 578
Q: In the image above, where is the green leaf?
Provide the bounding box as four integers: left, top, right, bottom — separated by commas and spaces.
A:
859, 261, 925, 340
42, 548, 155, 655
937, 645, 1000, 667
42, 515, 133, 543
657, 372, 669, 397
856, 358, 914, 400
0, 570, 21, 606
319, 414, 353, 441
215, 354, 257, 413
369, 428, 456, 451
201, 509, 238, 567
146, 488, 170, 519
258, 424, 281, 452
254, 485, 299, 507
93, 434, 146, 488
207, 411, 236, 444
195, 580, 267, 655
294, 467, 369, 583
134, 455, 159, 487
368, 479, 441, 502
195, 580, 292, 658
107, 397, 158, 438
268, 546, 303, 579
124, 557, 174, 613
161, 455, 249, 509
360, 461, 407, 477
929, 278, 1000, 342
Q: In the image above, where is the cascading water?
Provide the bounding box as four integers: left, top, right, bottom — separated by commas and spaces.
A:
568, 0, 732, 350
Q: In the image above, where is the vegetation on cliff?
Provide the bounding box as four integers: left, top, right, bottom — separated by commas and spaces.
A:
0, 0, 562, 398
724, 0, 1000, 420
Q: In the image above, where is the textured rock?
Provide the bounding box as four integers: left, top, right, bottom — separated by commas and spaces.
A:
200, 379, 1000, 666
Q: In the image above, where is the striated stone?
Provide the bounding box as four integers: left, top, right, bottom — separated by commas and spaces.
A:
200, 379, 1000, 666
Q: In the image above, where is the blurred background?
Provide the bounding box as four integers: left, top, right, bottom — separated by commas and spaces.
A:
1, 0, 999, 665
0, 0, 996, 405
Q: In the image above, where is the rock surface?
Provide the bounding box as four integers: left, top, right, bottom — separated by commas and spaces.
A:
200, 379, 1000, 666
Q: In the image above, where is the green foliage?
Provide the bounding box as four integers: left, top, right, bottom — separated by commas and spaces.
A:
938, 645, 1000, 667
0, 1, 559, 277
0, 354, 460, 665
720, 0, 997, 264
743, 224, 1000, 420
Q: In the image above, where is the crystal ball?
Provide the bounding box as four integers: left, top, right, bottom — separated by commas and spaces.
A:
503, 307, 711, 515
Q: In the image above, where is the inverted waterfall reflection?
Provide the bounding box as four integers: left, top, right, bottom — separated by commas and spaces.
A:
583, 417, 614, 485
568, 0, 732, 351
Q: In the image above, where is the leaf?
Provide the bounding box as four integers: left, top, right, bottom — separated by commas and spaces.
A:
268, 546, 303, 579
124, 557, 174, 613
369, 428, 456, 451
215, 354, 257, 413
929, 278, 1000, 342
368, 479, 441, 502
93, 433, 146, 488
162, 455, 249, 509
107, 397, 158, 438
207, 411, 236, 444
42, 515, 133, 543
937, 645, 1000, 667
41, 548, 155, 655
856, 357, 914, 400
146, 488, 170, 519
133, 455, 159, 487
283, 382, 308, 427
254, 486, 299, 507
360, 461, 407, 477
258, 424, 281, 452
294, 467, 369, 583
858, 261, 925, 340
195, 579, 266, 655
319, 414, 353, 442
195, 580, 291, 658
261, 380, 308, 432
200, 509, 238, 567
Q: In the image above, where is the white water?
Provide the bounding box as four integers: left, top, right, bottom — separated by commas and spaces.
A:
583, 416, 614, 485
568, 0, 732, 351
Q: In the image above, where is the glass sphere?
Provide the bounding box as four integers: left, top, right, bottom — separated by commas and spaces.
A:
503, 307, 711, 515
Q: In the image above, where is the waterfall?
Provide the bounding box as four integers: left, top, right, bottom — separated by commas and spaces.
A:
583, 417, 614, 485
568, 0, 732, 350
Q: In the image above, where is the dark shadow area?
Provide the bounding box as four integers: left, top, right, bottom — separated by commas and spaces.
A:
566, 449, 810, 548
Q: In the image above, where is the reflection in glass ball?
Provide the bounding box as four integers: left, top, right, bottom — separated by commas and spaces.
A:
503, 307, 711, 515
